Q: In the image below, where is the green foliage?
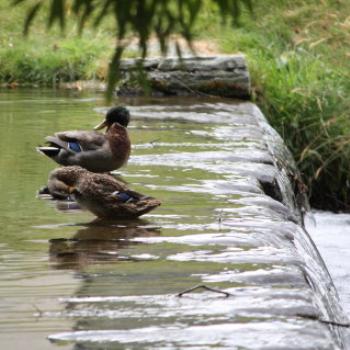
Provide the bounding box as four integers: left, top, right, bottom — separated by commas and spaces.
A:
250, 51, 350, 210
0, 0, 113, 85
0, 37, 107, 84
13, 0, 252, 99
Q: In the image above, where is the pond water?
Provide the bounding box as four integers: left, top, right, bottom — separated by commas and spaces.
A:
0, 89, 347, 349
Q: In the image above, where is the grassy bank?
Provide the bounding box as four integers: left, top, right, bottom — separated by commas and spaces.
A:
1, 0, 350, 210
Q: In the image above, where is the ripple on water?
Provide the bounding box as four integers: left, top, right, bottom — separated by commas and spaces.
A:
0, 95, 342, 350
49, 321, 333, 350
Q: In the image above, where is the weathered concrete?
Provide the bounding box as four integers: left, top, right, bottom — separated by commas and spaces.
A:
117, 55, 250, 98
49, 100, 349, 349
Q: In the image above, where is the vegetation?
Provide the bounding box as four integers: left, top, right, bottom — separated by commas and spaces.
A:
0, 1, 114, 85
1, 0, 350, 210
12, 0, 251, 97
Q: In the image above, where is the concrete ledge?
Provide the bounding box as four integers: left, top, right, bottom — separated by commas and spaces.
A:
49, 100, 348, 349
117, 55, 250, 98
127, 101, 349, 349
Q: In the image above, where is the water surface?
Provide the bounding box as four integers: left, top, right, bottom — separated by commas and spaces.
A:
0, 89, 344, 349
306, 212, 350, 315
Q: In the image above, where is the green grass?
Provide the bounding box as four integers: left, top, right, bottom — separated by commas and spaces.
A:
1, 0, 350, 210
0, 0, 114, 84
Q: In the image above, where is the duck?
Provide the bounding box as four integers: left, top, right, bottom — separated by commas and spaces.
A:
37, 106, 131, 173
47, 166, 161, 219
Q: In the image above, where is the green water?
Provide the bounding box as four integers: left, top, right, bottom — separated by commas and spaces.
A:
0, 89, 243, 349
1, 89, 332, 350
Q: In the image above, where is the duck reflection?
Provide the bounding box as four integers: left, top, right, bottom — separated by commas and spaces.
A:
49, 220, 160, 269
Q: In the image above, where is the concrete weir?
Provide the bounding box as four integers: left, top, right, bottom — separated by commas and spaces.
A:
50, 57, 349, 349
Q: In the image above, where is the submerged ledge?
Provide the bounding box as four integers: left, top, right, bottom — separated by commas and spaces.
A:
49, 101, 349, 349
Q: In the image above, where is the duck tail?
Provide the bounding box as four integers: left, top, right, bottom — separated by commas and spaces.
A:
36, 146, 60, 158
135, 198, 161, 216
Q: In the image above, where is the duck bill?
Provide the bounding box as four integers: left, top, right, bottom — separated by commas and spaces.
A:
94, 120, 108, 130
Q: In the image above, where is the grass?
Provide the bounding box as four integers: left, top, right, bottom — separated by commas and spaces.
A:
0, 0, 114, 85
1, 0, 350, 210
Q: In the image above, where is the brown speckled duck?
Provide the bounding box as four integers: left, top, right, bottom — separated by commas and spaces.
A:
47, 166, 161, 219
37, 106, 131, 173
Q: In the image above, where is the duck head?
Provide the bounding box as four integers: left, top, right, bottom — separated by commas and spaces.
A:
48, 166, 86, 197
94, 106, 130, 131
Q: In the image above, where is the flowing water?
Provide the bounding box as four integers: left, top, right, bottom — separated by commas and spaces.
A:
0, 89, 347, 349
306, 212, 350, 316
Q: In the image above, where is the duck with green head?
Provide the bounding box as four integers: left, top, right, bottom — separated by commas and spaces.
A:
37, 106, 131, 173
47, 166, 161, 219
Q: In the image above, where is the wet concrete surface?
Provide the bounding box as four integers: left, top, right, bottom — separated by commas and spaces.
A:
50, 102, 349, 349
0, 91, 348, 349
307, 212, 350, 318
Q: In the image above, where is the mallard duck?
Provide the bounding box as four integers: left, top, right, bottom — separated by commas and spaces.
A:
47, 166, 161, 219
37, 106, 131, 173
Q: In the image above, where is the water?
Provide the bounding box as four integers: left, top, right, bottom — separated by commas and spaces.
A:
306, 212, 350, 315
0, 89, 346, 349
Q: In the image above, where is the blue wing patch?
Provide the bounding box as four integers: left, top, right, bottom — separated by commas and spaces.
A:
112, 191, 134, 203
68, 141, 82, 153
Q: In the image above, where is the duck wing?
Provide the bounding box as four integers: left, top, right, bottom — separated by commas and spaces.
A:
73, 173, 161, 218
46, 131, 106, 152
77, 173, 127, 198
109, 190, 161, 217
